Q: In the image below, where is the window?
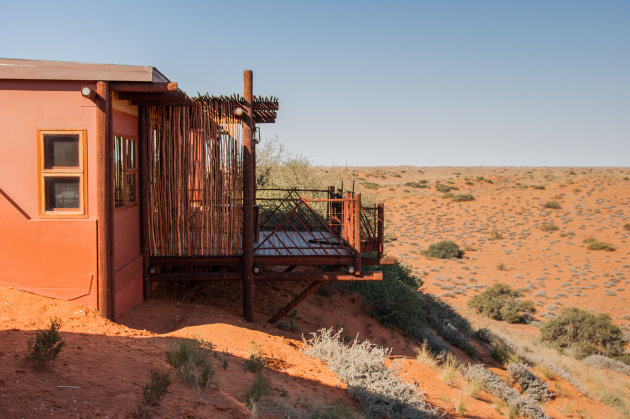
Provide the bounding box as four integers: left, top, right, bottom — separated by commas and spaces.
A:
38, 130, 87, 217
114, 135, 137, 208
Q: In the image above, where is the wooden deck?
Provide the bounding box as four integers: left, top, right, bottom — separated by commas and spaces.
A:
254, 231, 351, 256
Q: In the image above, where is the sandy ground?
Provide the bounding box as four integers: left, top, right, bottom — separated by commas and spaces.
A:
1, 166, 628, 418
342, 167, 630, 328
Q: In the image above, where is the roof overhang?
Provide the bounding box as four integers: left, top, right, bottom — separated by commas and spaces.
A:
0, 58, 169, 82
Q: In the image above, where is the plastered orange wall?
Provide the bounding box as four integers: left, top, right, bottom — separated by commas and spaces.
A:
0, 80, 99, 309
112, 108, 143, 318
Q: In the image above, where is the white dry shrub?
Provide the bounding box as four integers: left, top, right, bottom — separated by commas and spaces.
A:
488, 327, 586, 395
303, 328, 440, 418
507, 362, 552, 402
582, 355, 630, 376
463, 364, 548, 419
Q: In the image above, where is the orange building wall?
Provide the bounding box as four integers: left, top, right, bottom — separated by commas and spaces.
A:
0, 81, 145, 318
0, 80, 99, 309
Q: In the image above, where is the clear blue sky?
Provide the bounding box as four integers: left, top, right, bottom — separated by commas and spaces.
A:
1, 0, 628, 166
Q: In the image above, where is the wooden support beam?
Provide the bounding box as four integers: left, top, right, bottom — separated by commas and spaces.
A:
242, 70, 255, 322
96, 81, 113, 320
118, 91, 186, 101
268, 281, 326, 324
138, 106, 151, 300
149, 270, 383, 282
354, 193, 362, 275
283, 265, 298, 272
110, 82, 178, 92
362, 256, 395, 266
150, 256, 242, 267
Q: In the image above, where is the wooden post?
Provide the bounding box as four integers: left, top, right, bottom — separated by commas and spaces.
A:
242, 70, 255, 322
377, 203, 385, 258
354, 193, 362, 275
138, 105, 151, 300
96, 81, 113, 319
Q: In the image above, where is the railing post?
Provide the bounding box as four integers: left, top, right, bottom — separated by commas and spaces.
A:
377, 203, 384, 259
242, 70, 255, 322
354, 193, 361, 275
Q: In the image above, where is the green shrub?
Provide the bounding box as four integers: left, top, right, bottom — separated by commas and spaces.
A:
166, 339, 214, 389
405, 181, 428, 189
542, 201, 561, 209
507, 362, 551, 402
539, 307, 626, 359
540, 223, 559, 232
137, 370, 172, 417
583, 237, 616, 251
27, 319, 64, 368
436, 184, 458, 193
245, 342, 266, 373
451, 194, 475, 202
421, 240, 464, 259
532, 185, 546, 190
361, 181, 380, 190
468, 283, 535, 324
343, 260, 426, 337
245, 371, 270, 409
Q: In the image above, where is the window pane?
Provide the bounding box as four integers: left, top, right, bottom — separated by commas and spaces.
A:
114, 137, 124, 208
44, 134, 79, 169
126, 173, 136, 203
44, 177, 80, 210
126, 139, 136, 169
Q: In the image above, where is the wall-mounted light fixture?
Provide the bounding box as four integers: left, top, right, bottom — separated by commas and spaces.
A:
81, 87, 96, 100
233, 107, 244, 117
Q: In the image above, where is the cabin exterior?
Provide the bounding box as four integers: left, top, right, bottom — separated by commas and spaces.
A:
0, 58, 390, 322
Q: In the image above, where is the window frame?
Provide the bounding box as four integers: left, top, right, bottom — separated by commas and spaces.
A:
37, 129, 88, 218
114, 134, 138, 210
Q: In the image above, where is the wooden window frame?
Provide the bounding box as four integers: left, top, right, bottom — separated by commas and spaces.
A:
114, 134, 138, 210
37, 129, 88, 218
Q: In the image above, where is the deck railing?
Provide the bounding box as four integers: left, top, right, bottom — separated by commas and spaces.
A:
255, 188, 384, 265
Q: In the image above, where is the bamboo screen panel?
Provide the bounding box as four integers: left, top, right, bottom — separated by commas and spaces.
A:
146, 101, 244, 256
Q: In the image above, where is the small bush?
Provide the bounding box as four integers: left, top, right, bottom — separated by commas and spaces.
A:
540, 223, 559, 232
463, 364, 547, 419
27, 319, 64, 368
405, 181, 428, 189
245, 371, 270, 409
276, 309, 299, 332
451, 194, 475, 202
137, 370, 171, 417
507, 362, 552, 402
623, 223, 630, 231
436, 184, 458, 193
542, 201, 561, 209
421, 240, 464, 259
304, 328, 440, 418
539, 307, 626, 359
583, 237, 616, 251
417, 292, 474, 350
305, 400, 354, 418
245, 342, 266, 373
166, 339, 214, 389
582, 354, 630, 376
343, 260, 427, 341
468, 283, 536, 323
489, 230, 504, 240
532, 185, 546, 190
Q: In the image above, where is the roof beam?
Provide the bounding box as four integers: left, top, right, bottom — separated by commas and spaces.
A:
110, 82, 178, 92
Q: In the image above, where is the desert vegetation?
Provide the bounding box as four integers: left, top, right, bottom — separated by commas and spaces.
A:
26, 318, 64, 368
468, 283, 536, 323
539, 307, 627, 359
421, 240, 464, 259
